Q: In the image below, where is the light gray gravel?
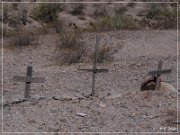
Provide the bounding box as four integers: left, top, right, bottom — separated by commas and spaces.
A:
1, 30, 178, 133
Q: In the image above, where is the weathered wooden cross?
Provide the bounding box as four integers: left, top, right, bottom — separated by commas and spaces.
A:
13, 66, 45, 99
78, 36, 108, 96
148, 60, 172, 90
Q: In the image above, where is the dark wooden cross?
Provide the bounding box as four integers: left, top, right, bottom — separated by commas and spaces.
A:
13, 66, 45, 99
78, 36, 108, 96
148, 60, 172, 90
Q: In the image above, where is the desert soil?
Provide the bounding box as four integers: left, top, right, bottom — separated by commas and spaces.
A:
0, 30, 179, 134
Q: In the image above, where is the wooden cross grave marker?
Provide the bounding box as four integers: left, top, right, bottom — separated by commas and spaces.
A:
13, 66, 45, 99
148, 60, 172, 90
78, 36, 108, 96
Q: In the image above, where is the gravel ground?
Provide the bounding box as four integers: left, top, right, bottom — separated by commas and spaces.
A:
1, 30, 179, 133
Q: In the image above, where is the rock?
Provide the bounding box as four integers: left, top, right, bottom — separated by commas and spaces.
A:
99, 101, 106, 108
106, 91, 122, 99
52, 96, 72, 101
160, 82, 177, 93
159, 82, 177, 97
52, 96, 61, 100
76, 112, 87, 117
142, 115, 158, 119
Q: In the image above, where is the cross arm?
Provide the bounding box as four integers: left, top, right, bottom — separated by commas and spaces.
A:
148, 69, 172, 76
78, 68, 108, 73
13, 76, 45, 83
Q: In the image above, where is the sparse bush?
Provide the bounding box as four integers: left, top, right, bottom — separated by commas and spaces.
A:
93, 16, 113, 31
115, 6, 127, 16
145, 6, 177, 29
31, 3, 63, 23
7, 13, 20, 27
3, 5, 9, 23
93, 6, 109, 18
19, 8, 28, 25
91, 46, 113, 63
146, 5, 176, 20
3, 5, 20, 27
58, 30, 85, 64
71, 3, 85, 15
62, 47, 84, 64
61, 30, 80, 49
91, 15, 136, 31
113, 15, 136, 29
13, 29, 36, 47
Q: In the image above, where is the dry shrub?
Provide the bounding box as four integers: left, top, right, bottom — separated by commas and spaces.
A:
93, 16, 113, 31
31, 3, 63, 23
71, 3, 85, 15
62, 47, 84, 64
58, 30, 85, 64
91, 46, 113, 63
19, 8, 28, 25
3, 5, 20, 27
145, 5, 177, 29
113, 15, 136, 30
91, 15, 136, 31
93, 6, 109, 18
115, 6, 127, 16
3, 5, 9, 23
12, 29, 37, 47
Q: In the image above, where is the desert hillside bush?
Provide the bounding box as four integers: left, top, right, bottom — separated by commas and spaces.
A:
19, 8, 28, 25
61, 30, 81, 49
13, 29, 37, 47
113, 15, 136, 29
91, 46, 113, 63
93, 6, 109, 18
114, 6, 127, 16
146, 6, 176, 20
3, 5, 20, 27
71, 3, 85, 15
91, 15, 136, 31
31, 3, 63, 23
145, 4, 177, 29
58, 30, 85, 64
97, 46, 113, 63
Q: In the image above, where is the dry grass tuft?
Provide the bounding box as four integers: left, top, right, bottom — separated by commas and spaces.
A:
144, 5, 177, 29
91, 46, 113, 63
12, 29, 37, 47
115, 6, 127, 15
31, 3, 63, 23
57, 30, 85, 64
93, 6, 109, 18
91, 15, 136, 31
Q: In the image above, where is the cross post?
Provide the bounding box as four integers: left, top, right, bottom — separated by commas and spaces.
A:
78, 36, 108, 96
148, 60, 172, 90
13, 66, 45, 99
